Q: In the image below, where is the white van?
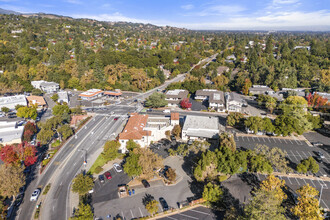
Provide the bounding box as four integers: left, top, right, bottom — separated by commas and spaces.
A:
163, 109, 171, 113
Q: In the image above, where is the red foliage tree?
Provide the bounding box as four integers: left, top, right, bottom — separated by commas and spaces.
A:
0, 145, 19, 165
306, 93, 328, 110
23, 130, 34, 142
0, 142, 37, 166
24, 122, 37, 134
180, 98, 192, 109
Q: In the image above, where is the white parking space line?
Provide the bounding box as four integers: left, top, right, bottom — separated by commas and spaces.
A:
301, 151, 308, 158
321, 200, 329, 210
188, 209, 211, 216
138, 207, 143, 217
246, 136, 250, 141
261, 137, 266, 142
295, 151, 304, 160
283, 139, 288, 144
319, 180, 328, 189
295, 178, 300, 185
288, 139, 294, 144
256, 137, 260, 141
166, 216, 178, 220
267, 138, 271, 143
130, 209, 134, 219
290, 150, 299, 161
285, 177, 293, 185
302, 178, 307, 185
121, 211, 125, 220
278, 176, 282, 180
178, 213, 199, 220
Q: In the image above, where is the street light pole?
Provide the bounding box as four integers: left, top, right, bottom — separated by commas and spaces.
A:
319, 184, 325, 204
78, 149, 87, 167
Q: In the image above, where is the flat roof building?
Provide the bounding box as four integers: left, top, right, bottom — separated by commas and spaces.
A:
182, 115, 219, 141
57, 91, 69, 104
0, 95, 27, 110
0, 121, 24, 144
31, 80, 59, 93
79, 89, 103, 101
249, 85, 274, 95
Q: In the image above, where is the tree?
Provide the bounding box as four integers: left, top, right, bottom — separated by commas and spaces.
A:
145, 200, 159, 216
0, 143, 37, 166
260, 175, 287, 201
123, 152, 142, 177
71, 202, 93, 220
241, 78, 252, 95
263, 117, 275, 133
180, 98, 192, 109
31, 89, 43, 96
0, 145, 19, 165
227, 112, 244, 127
144, 93, 168, 108
52, 104, 70, 116
171, 125, 181, 138
0, 165, 25, 199
126, 139, 140, 151
57, 124, 73, 140
219, 133, 236, 152
102, 140, 120, 161
306, 92, 328, 110
51, 93, 59, 102
280, 96, 308, 114
296, 157, 319, 174
244, 116, 264, 134
165, 167, 176, 182
1, 107, 9, 114
16, 106, 37, 120
37, 128, 54, 144
134, 148, 163, 178
202, 182, 223, 204
292, 184, 323, 220
72, 173, 94, 195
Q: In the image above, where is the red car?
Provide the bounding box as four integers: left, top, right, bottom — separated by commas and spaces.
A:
114, 117, 119, 121
104, 171, 112, 180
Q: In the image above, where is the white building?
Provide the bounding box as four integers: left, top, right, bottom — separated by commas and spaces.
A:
165, 89, 189, 107
225, 92, 245, 112
182, 115, 220, 141
31, 80, 60, 93
79, 89, 103, 101
195, 89, 225, 112
0, 95, 27, 110
0, 121, 24, 144
57, 91, 69, 104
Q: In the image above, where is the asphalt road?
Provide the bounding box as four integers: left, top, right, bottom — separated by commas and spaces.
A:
157, 206, 223, 220
16, 105, 135, 220
234, 135, 330, 177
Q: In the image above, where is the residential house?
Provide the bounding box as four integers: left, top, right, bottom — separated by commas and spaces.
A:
165, 89, 189, 107
0, 121, 24, 144
182, 115, 220, 141
118, 113, 179, 153
225, 54, 236, 63
31, 80, 60, 93
79, 89, 103, 101
281, 88, 306, 97
217, 66, 229, 76
294, 46, 311, 51
249, 85, 274, 95
57, 91, 69, 104
225, 92, 245, 112
0, 95, 27, 110
195, 89, 225, 112
26, 96, 47, 109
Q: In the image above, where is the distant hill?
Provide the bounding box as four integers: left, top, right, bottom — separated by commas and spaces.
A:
0, 8, 21, 15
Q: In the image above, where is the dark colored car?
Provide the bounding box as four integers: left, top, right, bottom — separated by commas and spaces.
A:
15, 194, 24, 206
142, 179, 150, 188
104, 171, 112, 180
159, 197, 169, 211
114, 117, 119, 121
98, 174, 105, 183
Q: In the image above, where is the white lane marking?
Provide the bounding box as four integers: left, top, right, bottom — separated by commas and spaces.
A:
295, 178, 300, 185
302, 178, 307, 185
121, 211, 125, 220
322, 200, 329, 210
166, 216, 178, 220
189, 209, 211, 215
309, 179, 317, 188
178, 213, 199, 220
138, 207, 143, 217
286, 177, 293, 185
319, 180, 328, 189
262, 137, 266, 142
290, 150, 299, 162
53, 206, 55, 211
73, 162, 76, 166
130, 209, 134, 219
288, 139, 294, 144
295, 151, 304, 160
81, 155, 83, 158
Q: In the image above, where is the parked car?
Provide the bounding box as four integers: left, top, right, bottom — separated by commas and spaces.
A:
163, 109, 170, 113
159, 197, 169, 211
114, 117, 119, 121
8, 115, 17, 118
316, 151, 325, 159
98, 175, 105, 183
315, 156, 323, 163
104, 171, 112, 180
30, 189, 40, 201
187, 139, 193, 145
313, 142, 324, 147
35, 117, 40, 122
141, 179, 150, 188
170, 135, 176, 141
110, 111, 114, 114
113, 163, 123, 172
15, 194, 24, 206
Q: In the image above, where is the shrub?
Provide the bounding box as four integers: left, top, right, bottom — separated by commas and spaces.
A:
218, 175, 228, 182
43, 184, 51, 195
42, 159, 50, 166
94, 166, 103, 174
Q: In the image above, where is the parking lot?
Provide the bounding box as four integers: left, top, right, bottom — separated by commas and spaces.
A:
235, 135, 330, 177
158, 206, 223, 220
92, 168, 131, 204
257, 174, 330, 210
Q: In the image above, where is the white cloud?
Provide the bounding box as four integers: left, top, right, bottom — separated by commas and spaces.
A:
181, 4, 194, 10
65, 0, 83, 5
72, 12, 151, 24
273, 0, 299, 4
184, 4, 246, 17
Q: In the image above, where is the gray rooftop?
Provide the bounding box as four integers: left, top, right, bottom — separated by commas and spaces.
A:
183, 115, 219, 131
0, 121, 24, 143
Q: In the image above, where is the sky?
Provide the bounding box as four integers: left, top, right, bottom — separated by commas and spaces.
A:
1, 0, 330, 30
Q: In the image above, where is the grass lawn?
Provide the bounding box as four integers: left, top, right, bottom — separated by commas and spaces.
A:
89, 154, 107, 174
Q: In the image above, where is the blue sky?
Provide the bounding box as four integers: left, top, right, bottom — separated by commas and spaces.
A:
1, 0, 330, 30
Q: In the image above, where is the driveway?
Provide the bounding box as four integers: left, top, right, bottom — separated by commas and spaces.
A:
93, 156, 195, 219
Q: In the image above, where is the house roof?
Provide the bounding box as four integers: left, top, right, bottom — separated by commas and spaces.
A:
70, 115, 88, 126
217, 66, 229, 75
104, 91, 122, 96
182, 115, 219, 131
171, 112, 180, 121
249, 85, 274, 92
79, 89, 103, 98
119, 113, 151, 140
26, 95, 46, 106
195, 89, 219, 97
195, 89, 225, 104
40, 81, 59, 88
165, 89, 189, 99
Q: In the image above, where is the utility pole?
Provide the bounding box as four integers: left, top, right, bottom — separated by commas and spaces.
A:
78, 149, 87, 167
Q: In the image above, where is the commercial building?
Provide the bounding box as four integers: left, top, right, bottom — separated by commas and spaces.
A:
249, 85, 274, 95
225, 92, 245, 112
79, 89, 103, 101
195, 89, 225, 112
26, 96, 47, 109
31, 80, 60, 93
118, 113, 179, 153
165, 89, 189, 107
104, 90, 122, 99
0, 121, 24, 144
0, 95, 27, 110
182, 115, 220, 141
57, 91, 69, 104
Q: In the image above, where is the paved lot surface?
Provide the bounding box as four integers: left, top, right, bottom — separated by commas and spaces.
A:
92, 168, 131, 204
158, 206, 224, 220
257, 173, 330, 210
234, 135, 330, 177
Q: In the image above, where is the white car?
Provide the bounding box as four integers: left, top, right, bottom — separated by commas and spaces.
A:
113, 163, 123, 172
30, 189, 40, 201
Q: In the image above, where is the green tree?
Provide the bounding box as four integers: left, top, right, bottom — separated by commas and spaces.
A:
51, 93, 59, 102
263, 118, 275, 133
70, 202, 93, 220
165, 167, 176, 182
292, 184, 323, 220
226, 112, 244, 127
296, 157, 319, 174
123, 152, 142, 177
72, 173, 94, 195
1, 107, 9, 114
57, 124, 73, 140
102, 140, 120, 161
37, 128, 54, 144
126, 139, 140, 151
144, 92, 168, 108
219, 133, 236, 152
203, 182, 223, 204
52, 104, 70, 116
31, 89, 44, 96
145, 200, 159, 216
244, 116, 264, 134
16, 106, 38, 120
0, 165, 25, 200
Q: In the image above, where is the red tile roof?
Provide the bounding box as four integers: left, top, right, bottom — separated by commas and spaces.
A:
119, 113, 151, 140
171, 112, 179, 120
70, 115, 88, 126
104, 91, 122, 96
